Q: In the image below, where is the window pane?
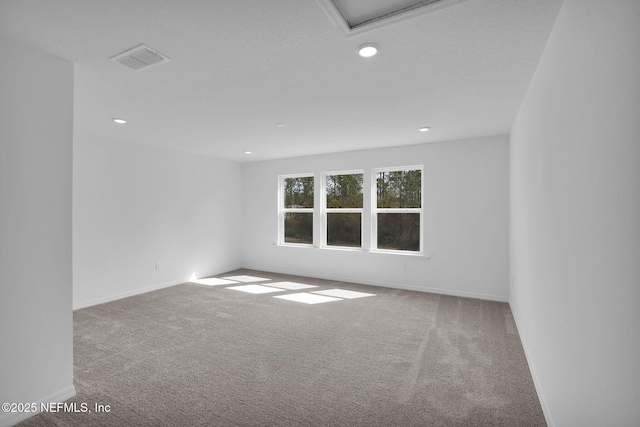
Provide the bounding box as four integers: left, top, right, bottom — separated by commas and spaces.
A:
326, 174, 363, 208
327, 213, 361, 247
284, 213, 313, 244
283, 177, 314, 208
376, 170, 421, 208
377, 213, 420, 251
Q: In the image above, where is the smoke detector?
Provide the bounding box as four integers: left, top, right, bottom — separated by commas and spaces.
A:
110, 44, 170, 71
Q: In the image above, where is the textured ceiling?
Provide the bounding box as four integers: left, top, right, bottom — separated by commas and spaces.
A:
0, 0, 563, 163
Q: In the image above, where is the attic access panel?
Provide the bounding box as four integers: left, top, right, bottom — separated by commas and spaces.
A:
317, 0, 470, 37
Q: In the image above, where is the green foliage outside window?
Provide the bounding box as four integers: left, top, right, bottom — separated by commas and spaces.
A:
326, 174, 363, 208
376, 169, 422, 251
283, 176, 314, 208
327, 213, 361, 247
377, 170, 421, 208
326, 174, 363, 247
377, 213, 420, 251
282, 170, 421, 250
284, 213, 313, 244
283, 176, 314, 244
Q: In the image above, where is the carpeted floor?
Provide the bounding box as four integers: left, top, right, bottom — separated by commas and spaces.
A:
17, 269, 545, 426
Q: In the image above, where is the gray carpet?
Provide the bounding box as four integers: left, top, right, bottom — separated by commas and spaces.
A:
17, 269, 545, 426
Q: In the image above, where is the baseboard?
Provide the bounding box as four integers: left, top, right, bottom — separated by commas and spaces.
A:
0, 384, 76, 427
509, 303, 554, 427
73, 279, 184, 310
73, 265, 242, 310
240, 264, 508, 302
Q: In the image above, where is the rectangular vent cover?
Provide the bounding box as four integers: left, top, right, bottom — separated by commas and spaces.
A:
111, 44, 170, 71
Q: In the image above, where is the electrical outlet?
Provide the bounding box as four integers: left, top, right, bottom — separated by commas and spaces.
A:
155, 262, 161, 271
401, 262, 408, 271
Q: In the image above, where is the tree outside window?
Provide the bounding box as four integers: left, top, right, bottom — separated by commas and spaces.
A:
279, 167, 422, 253
325, 173, 363, 248
282, 176, 314, 244
375, 169, 422, 251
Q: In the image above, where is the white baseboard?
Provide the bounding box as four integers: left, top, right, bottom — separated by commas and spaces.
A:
73, 279, 184, 310
0, 385, 76, 427
73, 265, 243, 310
241, 264, 508, 302
509, 303, 554, 427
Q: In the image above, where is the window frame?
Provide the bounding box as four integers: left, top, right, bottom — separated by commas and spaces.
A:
371, 166, 424, 255
278, 173, 315, 247
321, 170, 364, 250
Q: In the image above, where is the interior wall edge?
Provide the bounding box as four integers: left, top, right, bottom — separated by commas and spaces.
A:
508, 301, 555, 427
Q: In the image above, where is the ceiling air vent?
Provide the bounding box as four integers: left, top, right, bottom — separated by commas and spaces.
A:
110, 44, 170, 71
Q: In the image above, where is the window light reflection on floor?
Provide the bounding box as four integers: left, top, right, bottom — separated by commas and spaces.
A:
268, 281, 318, 290
189, 273, 377, 305
227, 284, 285, 294
222, 275, 271, 283
313, 289, 376, 299
274, 293, 342, 305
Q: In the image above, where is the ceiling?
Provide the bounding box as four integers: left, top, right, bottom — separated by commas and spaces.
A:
0, 0, 563, 163
333, 0, 433, 27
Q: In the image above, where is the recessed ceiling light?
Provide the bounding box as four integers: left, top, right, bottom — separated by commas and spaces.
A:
358, 43, 379, 58
275, 123, 286, 128
419, 126, 430, 132
244, 150, 252, 155
113, 118, 126, 124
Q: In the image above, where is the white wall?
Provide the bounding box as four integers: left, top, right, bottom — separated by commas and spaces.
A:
243, 135, 509, 301
73, 132, 243, 309
0, 36, 75, 426
510, 0, 640, 426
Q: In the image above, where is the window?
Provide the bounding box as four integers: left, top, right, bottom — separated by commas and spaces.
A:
280, 175, 314, 245
278, 166, 423, 254
374, 168, 422, 252
324, 172, 363, 248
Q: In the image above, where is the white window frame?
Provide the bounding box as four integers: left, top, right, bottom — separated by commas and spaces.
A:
321, 170, 364, 249
371, 166, 424, 255
278, 173, 315, 246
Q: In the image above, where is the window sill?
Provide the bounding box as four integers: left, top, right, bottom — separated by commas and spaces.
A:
320, 245, 364, 253
370, 249, 431, 259
277, 242, 315, 248
275, 243, 431, 259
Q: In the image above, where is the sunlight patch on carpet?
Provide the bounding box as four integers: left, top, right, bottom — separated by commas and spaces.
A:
268, 281, 318, 290
223, 275, 271, 283
313, 289, 376, 299
227, 284, 285, 294
274, 293, 342, 304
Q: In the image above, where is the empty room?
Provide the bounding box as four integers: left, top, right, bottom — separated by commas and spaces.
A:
1, 0, 638, 426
